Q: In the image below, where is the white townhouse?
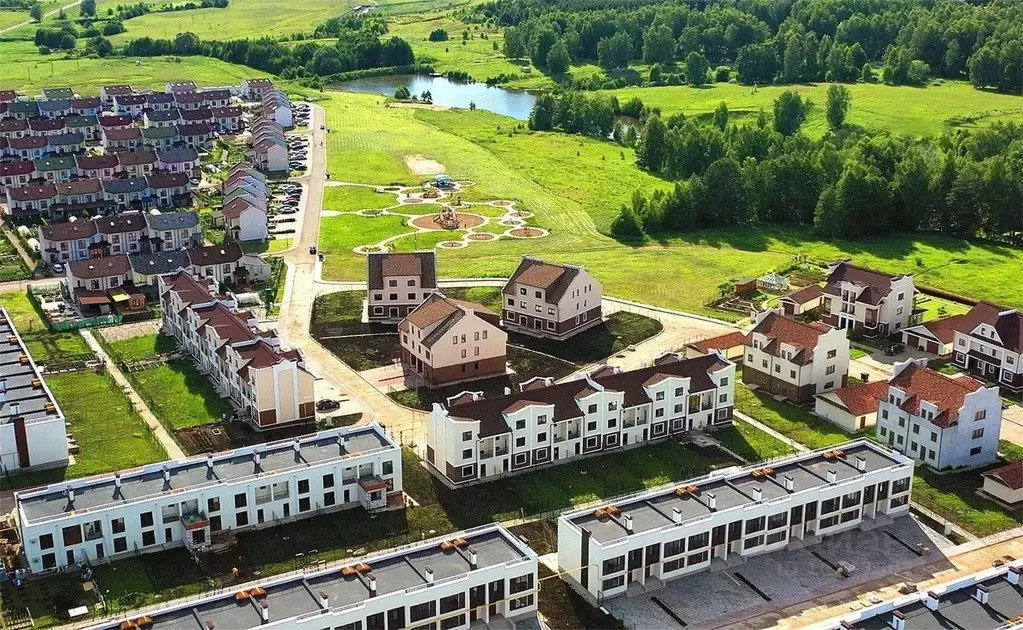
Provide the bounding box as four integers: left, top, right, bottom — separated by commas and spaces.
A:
220, 196, 269, 242
0, 308, 69, 474
949, 302, 1023, 392
742, 309, 850, 404
16, 424, 401, 574
557, 440, 914, 601
159, 271, 316, 429
427, 353, 735, 485
875, 358, 1002, 471
501, 256, 603, 340
821, 261, 918, 338
240, 77, 274, 99
81, 524, 538, 630
366, 251, 439, 322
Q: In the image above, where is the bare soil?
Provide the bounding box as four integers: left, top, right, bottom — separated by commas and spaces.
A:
403, 154, 446, 175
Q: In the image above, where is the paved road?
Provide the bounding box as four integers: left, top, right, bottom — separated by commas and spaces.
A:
80, 330, 185, 459
274, 105, 427, 447
0, 0, 83, 35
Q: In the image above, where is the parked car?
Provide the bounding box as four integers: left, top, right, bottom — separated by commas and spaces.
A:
309, 246, 317, 255
883, 343, 906, 356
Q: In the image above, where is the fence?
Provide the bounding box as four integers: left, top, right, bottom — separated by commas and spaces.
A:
49, 314, 123, 332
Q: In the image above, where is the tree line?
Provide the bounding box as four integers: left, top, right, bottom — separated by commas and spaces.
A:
464, 0, 1021, 92
596, 90, 1021, 245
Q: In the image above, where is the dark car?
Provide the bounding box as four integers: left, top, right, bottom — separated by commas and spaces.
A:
309, 246, 317, 255
316, 399, 341, 412
884, 343, 906, 356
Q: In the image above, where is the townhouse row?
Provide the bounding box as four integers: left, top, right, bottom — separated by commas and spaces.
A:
5, 170, 195, 221
39, 209, 202, 263
214, 162, 269, 242
15, 424, 402, 572
1, 146, 199, 191
159, 270, 315, 429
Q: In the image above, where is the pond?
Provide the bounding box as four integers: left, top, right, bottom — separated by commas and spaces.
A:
338, 74, 537, 120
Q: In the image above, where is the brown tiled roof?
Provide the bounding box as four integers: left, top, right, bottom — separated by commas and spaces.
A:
688, 331, 745, 353
983, 461, 1023, 491
743, 313, 832, 365
104, 127, 142, 140
780, 285, 824, 305
115, 94, 147, 106
953, 302, 1022, 354
41, 219, 98, 242
187, 243, 243, 266
9, 136, 47, 149
7, 184, 55, 201
203, 89, 232, 101
222, 197, 261, 220
179, 107, 213, 121
889, 363, 984, 427
448, 353, 729, 438
905, 315, 964, 346
28, 118, 66, 132
0, 118, 29, 133
0, 160, 35, 177
235, 340, 297, 377
174, 91, 206, 105
75, 154, 119, 171
54, 179, 102, 196
176, 122, 213, 136
826, 381, 888, 416
824, 262, 904, 306
69, 255, 130, 279
70, 96, 101, 109
212, 106, 242, 117
160, 270, 216, 304
117, 149, 157, 166
367, 251, 437, 290
400, 293, 496, 348
146, 171, 189, 189
503, 256, 585, 304
99, 115, 134, 128
0, 90, 16, 102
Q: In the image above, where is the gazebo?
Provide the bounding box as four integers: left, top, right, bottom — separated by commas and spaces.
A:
757, 272, 789, 293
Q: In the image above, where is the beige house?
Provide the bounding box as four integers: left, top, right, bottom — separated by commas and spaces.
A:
399, 293, 507, 388
742, 309, 850, 404
366, 251, 438, 322
159, 271, 315, 430
778, 285, 824, 316
501, 256, 602, 340
821, 261, 918, 338
813, 380, 888, 432
980, 461, 1022, 509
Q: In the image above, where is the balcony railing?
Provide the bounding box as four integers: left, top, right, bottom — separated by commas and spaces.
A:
495, 447, 509, 456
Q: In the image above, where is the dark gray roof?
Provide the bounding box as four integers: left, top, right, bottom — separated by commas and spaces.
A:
46, 132, 84, 147
129, 250, 191, 275
141, 126, 178, 139
145, 210, 200, 231
0, 307, 64, 426
37, 99, 70, 111
16, 426, 394, 523
157, 146, 199, 163
101, 177, 149, 195
42, 87, 74, 99
95, 213, 147, 234
64, 115, 99, 128
145, 108, 180, 122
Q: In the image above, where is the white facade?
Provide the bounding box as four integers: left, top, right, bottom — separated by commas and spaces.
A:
501, 256, 604, 340
427, 354, 735, 485
0, 308, 69, 474
17, 425, 401, 574
875, 358, 1001, 470
950, 303, 1023, 392
822, 262, 917, 337
558, 440, 913, 600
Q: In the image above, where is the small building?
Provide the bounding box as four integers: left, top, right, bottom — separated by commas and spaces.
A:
979, 461, 1023, 509
46, 131, 86, 155
778, 285, 824, 316
399, 293, 507, 388
240, 77, 274, 99
253, 135, 288, 173
74, 153, 119, 179
757, 271, 789, 293
157, 146, 200, 177
116, 148, 158, 177
5, 183, 57, 220
813, 380, 888, 433
144, 210, 202, 251
366, 251, 438, 322
0, 307, 69, 473
682, 331, 745, 362
901, 314, 963, 357
742, 309, 850, 404
186, 242, 245, 286
502, 255, 603, 341
950, 302, 1023, 392
220, 196, 268, 242
875, 358, 1002, 470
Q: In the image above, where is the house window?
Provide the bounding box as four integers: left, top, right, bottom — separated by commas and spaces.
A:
537, 414, 547, 425
537, 432, 547, 442
827, 349, 836, 359
462, 431, 473, 441
587, 404, 597, 414
930, 431, 937, 442
655, 408, 664, 418
719, 393, 727, 403
516, 419, 526, 430
323, 473, 334, 488
655, 391, 664, 401
515, 437, 525, 448
972, 428, 984, 439
825, 365, 836, 375
507, 298, 514, 306
970, 446, 982, 456
789, 369, 796, 378
462, 449, 473, 459
974, 410, 986, 421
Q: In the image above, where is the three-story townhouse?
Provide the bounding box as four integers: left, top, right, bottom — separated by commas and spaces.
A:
949, 302, 1023, 392
366, 251, 438, 321
501, 255, 603, 340
820, 261, 919, 337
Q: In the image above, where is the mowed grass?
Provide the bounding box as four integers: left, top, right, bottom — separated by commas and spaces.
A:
0, 291, 93, 363
3, 370, 168, 490
103, 332, 178, 363
735, 381, 856, 449
322, 185, 399, 212
320, 92, 1021, 319
318, 212, 413, 253
387, 14, 525, 82
127, 361, 233, 431
603, 81, 1023, 138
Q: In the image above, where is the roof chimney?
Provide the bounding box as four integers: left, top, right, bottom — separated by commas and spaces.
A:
752, 486, 762, 502
974, 584, 989, 605
623, 513, 633, 533
856, 456, 866, 472
707, 493, 717, 511
783, 476, 794, 492
672, 507, 682, 524
162, 466, 171, 483
424, 567, 434, 584
504, 387, 511, 395
318, 591, 329, 609
468, 548, 478, 569
259, 600, 268, 623
826, 469, 837, 484
891, 610, 906, 630
1007, 566, 1021, 585
369, 573, 378, 595
924, 591, 940, 611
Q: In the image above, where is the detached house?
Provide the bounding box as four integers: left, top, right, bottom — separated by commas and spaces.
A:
366, 251, 438, 322
502, 256, 603, 340
742, 309, 850, 404
427, 353, 735, 484
220, 196, 268, 242
159, 271, 316, 429
949, 302, 1023, 392
875, 358, 1001, 470
399, 293, 508, 388
821, 261, 918, 337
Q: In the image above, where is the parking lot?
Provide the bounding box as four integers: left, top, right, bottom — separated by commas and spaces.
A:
608, 516, 950, 630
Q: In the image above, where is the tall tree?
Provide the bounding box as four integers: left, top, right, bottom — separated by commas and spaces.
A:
30, 2, 42, 22
80, 0, 96, 16
712, 101, 729, 130
597, 32, 632, 71
825, 84, 851, 129
546, 39, 569, 74
636, 114, 667, 172
772, 90, 811, 136
530, 25, 558, 69
642, 24, 675, 65
684, 51, 709, 86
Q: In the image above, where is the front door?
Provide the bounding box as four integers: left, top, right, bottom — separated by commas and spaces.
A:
643, 429, 648, 441
623, 433, 628, 445
389, 307, 398, 318
480, 463, 486, 477
470, 610, 478, 622
489, 604, 497, 616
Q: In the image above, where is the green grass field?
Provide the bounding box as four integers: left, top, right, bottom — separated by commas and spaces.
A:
322, 185, 399, 212
126, 361, 233, 431
318, 212, 414, 253
102, 332, 178, 363
0, 292, 93, 363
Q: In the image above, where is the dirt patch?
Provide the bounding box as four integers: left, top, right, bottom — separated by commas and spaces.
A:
99, 320, 162, 342
411, 213, 484, 230
403, 155, 446, 176
440, 241, 465, 248
320, 210, 343, 217
176, 424, 232, 454
511, 228, 544, 238
388, 101, 451, 113
468, 233, 496, 241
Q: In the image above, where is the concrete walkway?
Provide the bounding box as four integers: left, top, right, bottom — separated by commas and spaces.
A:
0, 0, 82, 35
2, 225, 37, 271
80, 330, 185, 459
734, 410, 810, 453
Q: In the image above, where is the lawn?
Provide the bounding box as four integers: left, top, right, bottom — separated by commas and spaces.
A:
734, 382, 856, 449
914, 294, 972, 321
2, 370, 167, 490
319, 92, 1022, 319
319, 333, 402, 371
322, 185, 399, 212
126, 360, 233, 431
602, 81, 1023, 139
309, 290, 387, 337
240, 238, 293, 254
318, 212, 414, 253
714, 420, 795, 463
0, 291, 93, 363
850, 347, 871, 360
509, 311, 663, 365
102, 332, 178, 363
912, 463, 1023, 537
0, 290, 48, 332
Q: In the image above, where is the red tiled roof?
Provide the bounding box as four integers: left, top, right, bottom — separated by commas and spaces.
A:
7, 184, 55, 201
9, 136, 47, 149
75, 154, 119, 171
0, 160, 35, 177
221, 197, 261, 220
824, 262, 905, 306
0, 118, 29, 133
689, 331, 744, 353
828, 380, 888, 416
99, 115, 134, 128
889, 363, 985, 427
69, 255, 131, 279
781, 285, 824, 305
983, 461, 1023, 491
743, 312, 832, 365
104, 127, 142, 140
953, 302, 1023, 354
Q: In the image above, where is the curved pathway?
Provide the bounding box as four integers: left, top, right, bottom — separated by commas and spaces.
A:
0, 0, 83, 35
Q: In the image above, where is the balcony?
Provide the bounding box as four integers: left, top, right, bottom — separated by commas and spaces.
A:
495, 446, 509, 457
